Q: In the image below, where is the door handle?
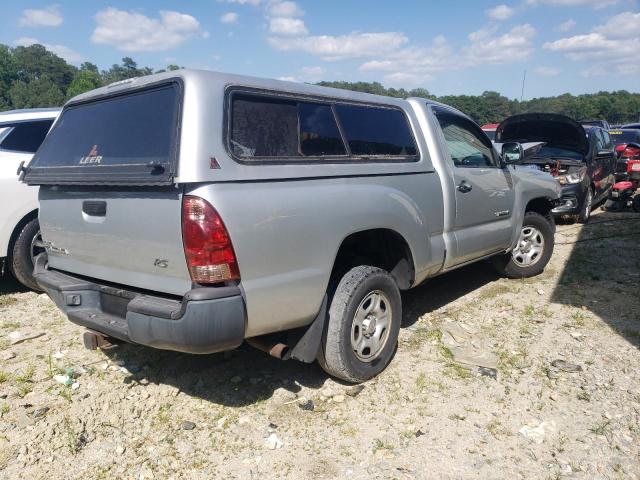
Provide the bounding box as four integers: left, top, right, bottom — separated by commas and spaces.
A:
456, 181, 472, 193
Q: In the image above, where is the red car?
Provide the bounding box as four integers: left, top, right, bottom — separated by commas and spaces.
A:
481, 123, 500, 141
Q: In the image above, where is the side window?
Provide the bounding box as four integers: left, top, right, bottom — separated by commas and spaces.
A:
0, 120, 54, 154
433, 109, 496, 168
299, 103, 346, 156
594, 129, 606, 151
334, 104, 417, 157
230, 94, 299, 158
228, 91, 418, 162
601, 130, 613, 150
229, 93, 347, 159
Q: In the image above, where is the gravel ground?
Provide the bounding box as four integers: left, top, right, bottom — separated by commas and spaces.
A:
1, 209, 639, 480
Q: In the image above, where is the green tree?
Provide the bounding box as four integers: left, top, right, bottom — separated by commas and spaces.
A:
9, 77, 65, 108
67, 69, 101, 99
0, 45, 17, 109
11, 44, 75, 90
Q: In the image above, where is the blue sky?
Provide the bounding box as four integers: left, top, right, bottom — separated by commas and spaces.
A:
2, 0, 638, 99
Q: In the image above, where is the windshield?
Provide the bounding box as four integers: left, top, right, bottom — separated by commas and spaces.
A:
609, 130, 640, 145
531, 146, 583, 160
26, 82, 180, 185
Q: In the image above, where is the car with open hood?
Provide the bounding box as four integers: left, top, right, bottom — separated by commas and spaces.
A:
496, 113, 616, 223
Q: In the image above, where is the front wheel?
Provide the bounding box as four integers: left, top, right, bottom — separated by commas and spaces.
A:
492, 212, 554, 279
9, 218, 45, 291
577, 187, 593, 224
318, 266, 401, 383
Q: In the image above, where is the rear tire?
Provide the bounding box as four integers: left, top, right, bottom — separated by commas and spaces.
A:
9, 218, 43, 292
633, 195, 640, 213
577, 187, 593, 224
318, 266, 401, 383
492, 212, 554, 279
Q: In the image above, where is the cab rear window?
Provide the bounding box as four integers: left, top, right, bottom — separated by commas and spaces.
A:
228, 91, 418, 162
25, 82, 180, 185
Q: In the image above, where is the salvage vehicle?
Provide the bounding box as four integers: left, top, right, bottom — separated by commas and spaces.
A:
0, 108, 60, 290
609, 129, 640, 159
481, 123, 499, 141
497, 113, 616, 223
23, 70, 560, 382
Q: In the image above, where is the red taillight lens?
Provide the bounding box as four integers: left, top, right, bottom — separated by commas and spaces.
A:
182, 196, 240, 284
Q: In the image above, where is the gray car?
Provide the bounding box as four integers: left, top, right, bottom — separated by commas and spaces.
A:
24, 70, 560, 382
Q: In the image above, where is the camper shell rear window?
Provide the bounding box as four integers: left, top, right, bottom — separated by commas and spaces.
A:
24, 81, 182, 185
227, 89, 418, 163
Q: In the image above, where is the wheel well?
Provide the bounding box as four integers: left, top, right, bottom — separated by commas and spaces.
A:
331, 229, 415, 290
8, 210, 38, 258
525, 198, 554, 224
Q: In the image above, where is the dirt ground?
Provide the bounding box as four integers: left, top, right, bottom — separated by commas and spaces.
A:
1, 209, 639, 480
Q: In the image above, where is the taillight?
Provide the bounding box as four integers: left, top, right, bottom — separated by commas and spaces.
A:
182, 196, 240, 284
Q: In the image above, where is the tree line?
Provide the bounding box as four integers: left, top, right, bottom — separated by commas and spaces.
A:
1, 43, 639, 125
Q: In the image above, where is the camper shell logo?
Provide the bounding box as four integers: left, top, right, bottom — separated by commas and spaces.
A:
79, 145, 103, 165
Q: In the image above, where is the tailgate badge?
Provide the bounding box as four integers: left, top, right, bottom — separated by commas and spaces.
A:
79, 144, 103, 164
154, 259, 169, 268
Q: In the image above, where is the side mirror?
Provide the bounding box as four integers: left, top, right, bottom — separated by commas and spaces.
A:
501, 142, 523, 164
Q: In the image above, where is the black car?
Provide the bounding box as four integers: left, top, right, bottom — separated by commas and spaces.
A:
497, 113, 616, 223
621, 122, 640, 130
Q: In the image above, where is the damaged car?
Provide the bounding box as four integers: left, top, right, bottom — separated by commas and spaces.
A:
496, 113, 616, 223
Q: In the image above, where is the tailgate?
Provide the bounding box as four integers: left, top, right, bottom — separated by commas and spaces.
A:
39, 186, 192, 296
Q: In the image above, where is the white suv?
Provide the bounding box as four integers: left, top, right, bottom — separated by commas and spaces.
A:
0, 108, 60, 290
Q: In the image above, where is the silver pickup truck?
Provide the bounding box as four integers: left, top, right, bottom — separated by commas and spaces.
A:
23, 70, 560, 382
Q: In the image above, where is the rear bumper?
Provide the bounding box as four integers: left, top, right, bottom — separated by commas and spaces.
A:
33, 254, 246, 354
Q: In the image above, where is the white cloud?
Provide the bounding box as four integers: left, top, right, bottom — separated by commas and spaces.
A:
267, 0, 304, 18
218, 0, 260, 5
527, 0, 618, 8
301, 66, 325, 76
269, 17, 308, 36
555, 19, 576, 31
486, 4, 515, 20
92, 8, 203, 52
19, 5, 63, 27
269, 31, 408, 61
535, 66, 561, 76
543, 11, 640, 76
220, 12, 239, 24
465, 24, 536, 64
14, 37, 82, 62
358, 25, 535, 86
594, 11, 640, 38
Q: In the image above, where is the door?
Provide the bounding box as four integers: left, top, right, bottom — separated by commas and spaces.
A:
591, 128, 615, 201
432, 107, 515, 265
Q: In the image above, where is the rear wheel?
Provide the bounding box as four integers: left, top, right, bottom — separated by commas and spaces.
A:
318, 266, 401, 383
9, 218, 44, 291
633, 195, 640, 213
492, 212, 554, 279
577, 187, 593, 224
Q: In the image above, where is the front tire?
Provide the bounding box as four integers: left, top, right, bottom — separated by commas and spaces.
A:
318, 266, 401, 383
492, 212, 554, 279
577, 187, 593, 224
9, 218, 44, 292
